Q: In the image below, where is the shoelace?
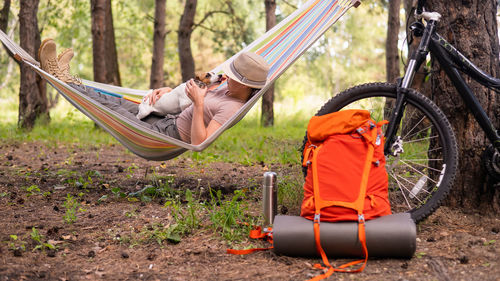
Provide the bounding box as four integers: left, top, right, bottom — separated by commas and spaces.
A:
57, 64, 82, 85
45, 58, 60, 76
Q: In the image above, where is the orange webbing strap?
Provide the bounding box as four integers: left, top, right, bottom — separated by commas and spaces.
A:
226, 226, 274, 255
307, 125, 378, 281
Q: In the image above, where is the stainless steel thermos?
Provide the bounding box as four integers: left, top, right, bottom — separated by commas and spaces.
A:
263, 172, 278, 225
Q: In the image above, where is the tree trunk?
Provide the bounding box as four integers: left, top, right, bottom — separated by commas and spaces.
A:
150, 0, 167, 89
427, 0, 500, 212
261, 0, 276, 127
385, 0, 401, 83
0, 0, 10, 32
0, 0, 15, 59
90, 0, 121, 86
18, 0, 49, 129
178, 0, 196, 82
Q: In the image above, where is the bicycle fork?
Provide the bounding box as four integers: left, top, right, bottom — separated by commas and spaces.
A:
384, 20, 436, 155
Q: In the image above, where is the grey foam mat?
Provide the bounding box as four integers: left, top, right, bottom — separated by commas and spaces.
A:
272, 213, 416, 258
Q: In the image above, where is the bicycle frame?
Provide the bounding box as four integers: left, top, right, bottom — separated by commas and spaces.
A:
385, 14, 500, 154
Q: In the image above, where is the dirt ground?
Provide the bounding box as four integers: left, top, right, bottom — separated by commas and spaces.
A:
0, 142, 499, 281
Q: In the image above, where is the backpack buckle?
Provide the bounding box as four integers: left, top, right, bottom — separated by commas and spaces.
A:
263, 227, 273, 234
375, 133, 382, 146
314, 213, 321, 223
356, 127, 367, 135
358, 214, 365, 223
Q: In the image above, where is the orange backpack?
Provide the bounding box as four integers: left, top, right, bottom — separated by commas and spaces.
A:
301, 109, 391, 280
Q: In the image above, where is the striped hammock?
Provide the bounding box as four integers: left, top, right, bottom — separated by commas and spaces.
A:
0, 0, 360, 161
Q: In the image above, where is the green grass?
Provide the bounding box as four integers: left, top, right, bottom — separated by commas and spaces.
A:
0, 94, 316, 165
187, 113, 308, 165
0, 99, 117, 147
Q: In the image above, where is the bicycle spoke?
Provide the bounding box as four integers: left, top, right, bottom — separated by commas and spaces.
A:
401, 146, 443, 158
403, 134, 439, 144
398, 160, 438, 185
402, 159, 443, 173
389, 171, 413, 209
395, 174, 427, 203
402, 117, 427, 140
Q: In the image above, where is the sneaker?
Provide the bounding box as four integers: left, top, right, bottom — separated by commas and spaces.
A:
38, 38, 59, 76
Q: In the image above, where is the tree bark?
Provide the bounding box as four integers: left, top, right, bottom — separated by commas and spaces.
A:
18, 0, 49, 129
0, 0, 10, 32
427, 0, 500, 212
1, 0, 16, 61
91, 0, 121, 86
150, 0, 167, 89
178, 0, 196, 82
261, 0, 276, 127
386, 0, 401, 83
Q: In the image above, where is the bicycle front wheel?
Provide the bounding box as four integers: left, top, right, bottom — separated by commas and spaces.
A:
302, 83, 458, 223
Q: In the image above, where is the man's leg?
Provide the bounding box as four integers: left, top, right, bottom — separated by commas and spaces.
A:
69, 84, 182, 140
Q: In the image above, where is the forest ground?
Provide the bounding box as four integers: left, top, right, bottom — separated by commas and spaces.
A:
0, 142, 498, 281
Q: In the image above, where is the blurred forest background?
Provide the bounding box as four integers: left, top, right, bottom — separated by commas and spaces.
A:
0, 0, 388, 126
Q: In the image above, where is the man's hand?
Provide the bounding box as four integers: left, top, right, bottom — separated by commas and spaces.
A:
185, 79, 208, 106
145, 87, 173, 105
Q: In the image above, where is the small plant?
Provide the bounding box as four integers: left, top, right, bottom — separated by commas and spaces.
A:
163, 189, 202, 236
207, 189, 254, 242
111, 187, 127, 198
124, 208, 137, 218
8, 234, 26, 251
62, 193, 85, 224
415, 251, 427, 259
30, 227, 55, 252
126, 163, 138, 178
24, 185, 41, 197
484, 239, 496, 246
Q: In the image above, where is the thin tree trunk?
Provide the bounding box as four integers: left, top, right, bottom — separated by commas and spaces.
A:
0, 0, 16, 61
261, 0, 276, 127
91, 0, 121, 86
386, 0, 400, 83
150, 0, 167, 89
0, 0, 10, 32
178, 0, 196, 82
427, 0, 500, 212
19, 0, 49, 129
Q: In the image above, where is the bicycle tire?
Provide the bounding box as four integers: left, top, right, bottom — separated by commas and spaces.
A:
301, 82, 458, 223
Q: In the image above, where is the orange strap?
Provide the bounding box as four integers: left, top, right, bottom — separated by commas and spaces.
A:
306, 123, 378, 281
226, 226, 274, 255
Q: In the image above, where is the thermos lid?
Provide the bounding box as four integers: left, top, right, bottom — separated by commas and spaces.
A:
263, 171, 277, 186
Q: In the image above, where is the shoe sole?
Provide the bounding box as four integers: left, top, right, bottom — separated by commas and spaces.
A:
38, 38, 54, 61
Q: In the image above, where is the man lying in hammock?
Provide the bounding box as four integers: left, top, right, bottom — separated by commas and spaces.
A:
38, 39, 270, 145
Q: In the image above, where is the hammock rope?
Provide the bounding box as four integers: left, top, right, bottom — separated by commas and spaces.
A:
0, 0, 360, 161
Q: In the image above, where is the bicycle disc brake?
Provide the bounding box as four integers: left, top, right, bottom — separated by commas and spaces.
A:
387, 136, 404, 173
482, 145, 500, 182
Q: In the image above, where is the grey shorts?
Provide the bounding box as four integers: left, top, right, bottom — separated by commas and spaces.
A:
70, 84, 182, 140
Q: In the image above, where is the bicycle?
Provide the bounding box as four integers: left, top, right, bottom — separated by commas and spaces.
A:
302, 0, 500, 223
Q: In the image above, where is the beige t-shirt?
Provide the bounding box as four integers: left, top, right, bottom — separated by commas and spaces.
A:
176, 84, 245, 142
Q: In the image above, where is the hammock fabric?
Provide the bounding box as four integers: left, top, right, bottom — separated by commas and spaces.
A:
0, 0, 360, 161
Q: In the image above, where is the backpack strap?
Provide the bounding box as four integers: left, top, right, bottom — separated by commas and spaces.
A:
307, 122, 379, 281
226, 226, 274, 255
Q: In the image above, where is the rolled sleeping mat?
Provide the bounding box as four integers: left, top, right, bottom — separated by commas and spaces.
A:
272, 213, 416, 258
